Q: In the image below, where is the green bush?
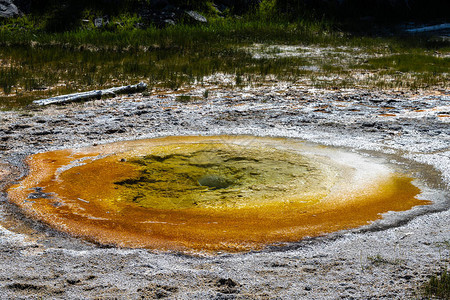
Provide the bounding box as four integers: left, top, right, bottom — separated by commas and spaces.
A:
257, 0, 277, 21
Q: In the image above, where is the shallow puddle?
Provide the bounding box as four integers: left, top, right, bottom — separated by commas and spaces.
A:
7, 136, 430, 252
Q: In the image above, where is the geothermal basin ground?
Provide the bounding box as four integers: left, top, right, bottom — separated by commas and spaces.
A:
0, 79, 449, 298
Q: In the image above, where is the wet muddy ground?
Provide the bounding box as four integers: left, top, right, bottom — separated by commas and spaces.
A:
0, 81, 449, 299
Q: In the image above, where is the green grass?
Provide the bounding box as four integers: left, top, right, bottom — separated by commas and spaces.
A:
0, 15, 449, 109
423, 269, 450, 299
0, 66, 20, 95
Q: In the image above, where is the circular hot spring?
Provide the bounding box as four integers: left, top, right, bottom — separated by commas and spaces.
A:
7, 136, 430, 252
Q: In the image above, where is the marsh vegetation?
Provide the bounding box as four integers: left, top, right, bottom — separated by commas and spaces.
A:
0, 11, 449, 109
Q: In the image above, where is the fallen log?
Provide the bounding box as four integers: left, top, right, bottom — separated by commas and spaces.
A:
33, 82, 147, 106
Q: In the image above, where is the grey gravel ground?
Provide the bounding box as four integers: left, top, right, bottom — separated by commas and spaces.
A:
0, 82, 449, 299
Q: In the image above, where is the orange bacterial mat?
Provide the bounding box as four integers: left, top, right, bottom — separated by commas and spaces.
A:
7, 136, 430, 253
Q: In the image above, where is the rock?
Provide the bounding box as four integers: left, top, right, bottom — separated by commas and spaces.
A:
185, 10, 207, 23
164, 18, 176, 26
94, 16, 109, 28
94, 17, 103, 28
0, 0, 19, 18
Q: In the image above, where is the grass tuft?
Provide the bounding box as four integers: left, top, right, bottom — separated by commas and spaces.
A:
176, 95, 192, 103
423, 269, 450, 299
367, 254, 404, 266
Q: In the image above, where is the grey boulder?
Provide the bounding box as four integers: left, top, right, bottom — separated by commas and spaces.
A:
0, 0, 19, 18
185, 10, 207, 23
